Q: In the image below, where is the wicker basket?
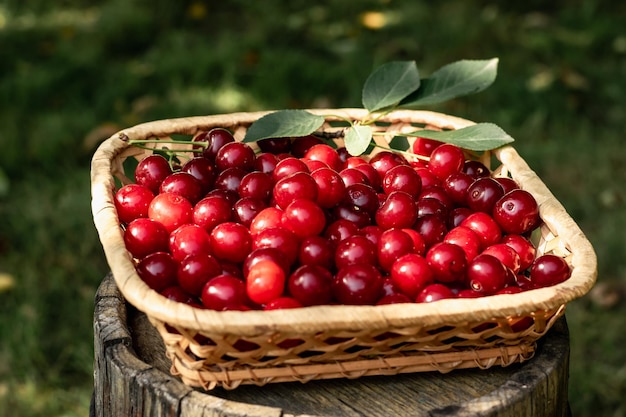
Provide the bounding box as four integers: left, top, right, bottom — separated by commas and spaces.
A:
91, 109, 596, 390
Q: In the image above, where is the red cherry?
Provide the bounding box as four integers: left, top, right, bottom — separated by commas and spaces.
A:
390, 253, 435, 298
197, 128, 235, 160
443, 226, 481, 262
332, 264, 383, 305
246, 259, 287, 305
416, 283, 455, 303
115, 184, 154, 224
493, 189, 540, 235
481, 243, 522, 274
377, 228, 415, 272
215, 141, 256, 172
530, 254, 571, 287
281, 199, 327, 239
382, 164, 422, 197
467, 254, 508, 295
264, 297, 303, 310
426, 242, 467, 284
273, 171, 318, 210
134, 154, 173, 193
201, 274, 247, 311
412, 137, 443, 157
123, 218, 169, 259
298, 235, 335, 270
169, 223, 212, 262
334, 235, 377, 270
177, 253, 221, 296
311, 167, 347, 208
249, 206, 284, 236
209, 222, 252, 263
159, 172, 204, 204
252, 226, 300, 267
148, 192, 193, 233
427, 144, 465, 180
288, 264, 333, 306
460, 212, 502, 249
136, 252, 178, 292
303, 143, 343, 172
181, 157, 217, 194
193, 194, 233, 232
501, 234, 537, 271
375, 191, 418, 229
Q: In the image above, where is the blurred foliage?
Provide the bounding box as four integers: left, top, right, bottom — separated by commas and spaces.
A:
0, 1, 624, 416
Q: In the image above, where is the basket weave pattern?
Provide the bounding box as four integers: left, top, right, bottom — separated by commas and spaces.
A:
91, 109, 596, 390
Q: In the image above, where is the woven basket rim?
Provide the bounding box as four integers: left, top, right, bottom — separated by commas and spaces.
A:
91, 108, 597, 336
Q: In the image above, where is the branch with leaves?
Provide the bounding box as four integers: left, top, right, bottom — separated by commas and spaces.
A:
243, 58, 513, 156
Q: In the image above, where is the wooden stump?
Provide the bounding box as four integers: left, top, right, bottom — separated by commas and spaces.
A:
93, 273, 571, 417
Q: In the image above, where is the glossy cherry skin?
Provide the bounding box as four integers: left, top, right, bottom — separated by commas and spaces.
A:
369, 151, 409, 180
298, 235, 335, 270
148, 192, 193, 233
467, 254, 508, 295
136, 252, 178, 292
382, 164, 422, 197
215, 141, 256, 172
252, 226, 301, 267
427, 144, 465, 180
238, 171, 274, 202
159, 172, 204, 204
412, 137, 443, 157
281, 199, 327, 239
304, 143, 343, 172
413, 214, 448, 249
332, 264, 383, 305
311, 167, 347, 209
481, 243, 522, 274
492, 189, 540, 235
249, 207, 284, 236
375, 191, 418, 230
390, 253, 435, 298
246, 259, 286, 305
443, 225, 481, 262
115, 184, 154, 224
134, 154, 173, 193
272, 157, 309, 181
463, 160, 490, 179
169, 223, 212, 262
460, 212, 502, 249
288, 264, 333, 306
209, 222, 252, 263
201, 274, 247, 311
193, 194, 233, 232
426, 242, 468, 284
290, 135, 324, 158
334, 235, 377, 270
181, 157, 217, 194
177, 253, 222, 296
197, 128, 235, 160
377, 228, 415, 272
344, 183, 380, 216
273, 171, 318, 210
501, 234, 536, 271
416, 283, 455, 303
466, 177, 504, 214
123, 218, 169, 261
233, 197, 267, 227
530, 254, 571, 287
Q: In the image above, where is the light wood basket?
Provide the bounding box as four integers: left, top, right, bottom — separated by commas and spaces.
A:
91, 109, 597, 390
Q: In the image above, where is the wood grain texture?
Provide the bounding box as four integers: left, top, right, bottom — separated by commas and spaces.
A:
93, 273, 571, 417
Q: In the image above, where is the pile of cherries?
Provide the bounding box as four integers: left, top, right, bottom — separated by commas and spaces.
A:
114, 128, 571, 311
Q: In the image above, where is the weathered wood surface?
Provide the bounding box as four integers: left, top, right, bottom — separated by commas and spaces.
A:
93, 273, 571, 417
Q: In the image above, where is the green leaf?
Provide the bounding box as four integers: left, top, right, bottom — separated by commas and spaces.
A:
362, 61, 421, 112
410, 123, 513, 151
243, 110, 325, 142
344, 125, 373, 156
399, 58, 498, 107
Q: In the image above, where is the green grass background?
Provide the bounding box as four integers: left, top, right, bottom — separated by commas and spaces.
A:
0, 1, 624, 415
